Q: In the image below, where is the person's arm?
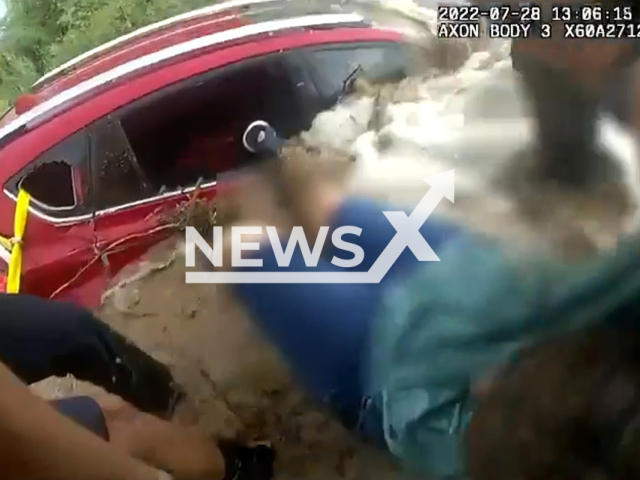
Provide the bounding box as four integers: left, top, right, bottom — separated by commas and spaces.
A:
0, 360, 163, 480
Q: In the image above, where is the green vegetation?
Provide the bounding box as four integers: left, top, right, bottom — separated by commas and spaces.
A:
0, 0, 216, 107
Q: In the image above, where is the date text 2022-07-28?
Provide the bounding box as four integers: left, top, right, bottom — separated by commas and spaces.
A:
435, 3, 640, 39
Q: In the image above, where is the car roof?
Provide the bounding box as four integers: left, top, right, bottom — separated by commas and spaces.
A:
32, 0, 273, 90
0, 0, 388, 144
32, 0, 372, 100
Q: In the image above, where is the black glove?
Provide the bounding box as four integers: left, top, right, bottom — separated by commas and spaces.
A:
218, 439, 276, 480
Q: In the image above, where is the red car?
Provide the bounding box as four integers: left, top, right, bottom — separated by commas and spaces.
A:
0, 0, 409, 307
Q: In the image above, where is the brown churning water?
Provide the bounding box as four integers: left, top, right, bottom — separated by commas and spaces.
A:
280, 0, 640, 261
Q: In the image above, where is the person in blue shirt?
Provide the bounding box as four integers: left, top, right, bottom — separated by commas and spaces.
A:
228, 20, 640, 478
226, 169, 640, 477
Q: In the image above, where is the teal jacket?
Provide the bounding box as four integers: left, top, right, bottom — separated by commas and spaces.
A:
368, 232, 640, 478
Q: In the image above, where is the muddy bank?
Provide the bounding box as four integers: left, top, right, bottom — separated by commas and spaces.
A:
31, 233, 403, 480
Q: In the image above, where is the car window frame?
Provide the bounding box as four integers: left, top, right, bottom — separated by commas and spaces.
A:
89, 50, 305, 205
6, 129, 90, 217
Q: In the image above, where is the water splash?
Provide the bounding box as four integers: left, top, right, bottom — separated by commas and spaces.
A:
283, 0, 639, 260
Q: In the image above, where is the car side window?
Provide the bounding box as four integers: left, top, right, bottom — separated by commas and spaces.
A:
11, 129, 90, 216
101, 52, 307, 200
89, 119, 150, 211
306, 42, 408, 101
66, 52, 310, 213
22, 162, 76, 209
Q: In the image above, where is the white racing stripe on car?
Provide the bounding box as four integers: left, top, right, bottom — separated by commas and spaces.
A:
0, 13, 364, 143
33, 0, 279, 87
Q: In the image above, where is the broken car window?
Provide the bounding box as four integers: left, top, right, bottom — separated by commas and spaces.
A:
21, 161, 76, 209
12, 129, 90, 215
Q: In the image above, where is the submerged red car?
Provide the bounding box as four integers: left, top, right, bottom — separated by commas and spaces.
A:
0, 0, 410, 306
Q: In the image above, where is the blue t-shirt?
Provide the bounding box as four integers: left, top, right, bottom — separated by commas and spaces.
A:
368, 232, 640, 478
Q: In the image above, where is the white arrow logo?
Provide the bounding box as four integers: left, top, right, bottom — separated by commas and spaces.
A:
186, 170, 455, 284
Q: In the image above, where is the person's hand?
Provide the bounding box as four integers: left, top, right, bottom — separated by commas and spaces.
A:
96, 393, 227, 480
0, 360, 162, 480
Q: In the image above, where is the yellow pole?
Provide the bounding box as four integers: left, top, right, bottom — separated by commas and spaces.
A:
6, 189, 30, 293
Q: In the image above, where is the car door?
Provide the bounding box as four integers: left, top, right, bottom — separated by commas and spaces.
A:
87, 52, 308, 286
86, 115, 216, 287
2, 128, 101, 304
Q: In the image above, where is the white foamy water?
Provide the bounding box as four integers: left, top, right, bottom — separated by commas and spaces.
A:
290, 0, 640, 259
303, 36, 523, 204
